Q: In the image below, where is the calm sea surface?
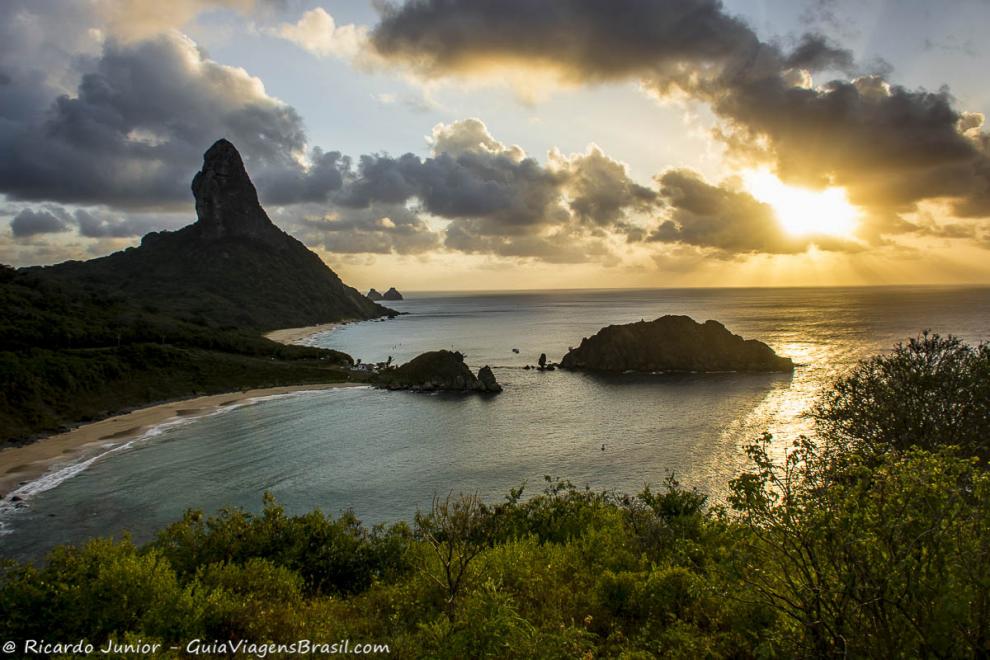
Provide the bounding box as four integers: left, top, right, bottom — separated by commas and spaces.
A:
2, 287, 989, 559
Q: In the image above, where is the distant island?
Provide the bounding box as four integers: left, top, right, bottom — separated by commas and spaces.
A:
0, 139, 390, 445
373, 350, 501, 393
367, 287, 404, 301
560, 315, 794, 373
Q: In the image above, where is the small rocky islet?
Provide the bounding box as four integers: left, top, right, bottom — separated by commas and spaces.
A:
367, 287, 403, 301
369, 316, 788, 397
372, 350, 502, 393
559, 315, 794, 373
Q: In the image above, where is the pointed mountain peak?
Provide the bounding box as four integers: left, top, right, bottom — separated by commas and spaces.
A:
191, 139, 276, 241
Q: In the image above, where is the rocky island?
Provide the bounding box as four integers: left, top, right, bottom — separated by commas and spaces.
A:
367, 287, 402, 301
560, 315, 794, 373
373, 350, 502, 393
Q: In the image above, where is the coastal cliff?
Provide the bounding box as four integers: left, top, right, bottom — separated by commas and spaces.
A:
560, 315, 794, 373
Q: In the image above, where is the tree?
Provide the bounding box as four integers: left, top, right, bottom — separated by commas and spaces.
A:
730, 434, 990, 657
812, 332, 990, 461
415, 493, 496, 621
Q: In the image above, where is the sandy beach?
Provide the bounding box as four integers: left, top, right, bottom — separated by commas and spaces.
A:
264, 322, 347, 345
0, 382, 363, 497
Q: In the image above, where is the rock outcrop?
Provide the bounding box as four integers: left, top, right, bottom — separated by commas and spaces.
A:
382, 287, 404, 301
34, 139, 393, 330
367, 288, 384, 301
560, 315, 794, 373
191, 139, 281, 246
373, 350, 502, 393
477, 365, 503, 393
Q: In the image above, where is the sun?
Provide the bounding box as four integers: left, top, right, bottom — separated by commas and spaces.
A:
743, 170, 859, 237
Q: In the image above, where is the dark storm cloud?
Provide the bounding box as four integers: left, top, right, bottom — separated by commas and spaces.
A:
290, 204, 442, 255
563, 146, 660, 230
328, 119, 661, 261
782, 33, 854, 72
254, 149, 349, 206
73, 209, 173, 238
336, 119, 657, 228
0, 8, 336, 209
10, 208, 72, 238
372, 0, 762, 81
650, 169, 861, 255
8, 204, 187, 240
338, 151, 567, 227
371, 0, 990, 226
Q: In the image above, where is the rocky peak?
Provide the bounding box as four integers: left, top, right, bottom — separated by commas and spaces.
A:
191, 139, 277, 242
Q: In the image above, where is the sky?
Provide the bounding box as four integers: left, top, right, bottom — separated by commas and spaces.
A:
1, 0, 989, 290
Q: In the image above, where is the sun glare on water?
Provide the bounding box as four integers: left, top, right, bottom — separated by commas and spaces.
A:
743, 170, 859, 238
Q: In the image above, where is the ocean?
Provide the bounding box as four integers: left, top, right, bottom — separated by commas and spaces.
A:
2, 286, 989, 559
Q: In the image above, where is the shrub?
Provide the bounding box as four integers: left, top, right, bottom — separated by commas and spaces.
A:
813, 332, 990, 460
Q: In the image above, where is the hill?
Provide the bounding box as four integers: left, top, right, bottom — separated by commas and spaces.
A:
0, 265, 360, 444
29, 140, 392, 331
0, 139, 387, 444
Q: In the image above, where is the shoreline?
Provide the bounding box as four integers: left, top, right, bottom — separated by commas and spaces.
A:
0, 383, 364, 498
264, 322, 348, 345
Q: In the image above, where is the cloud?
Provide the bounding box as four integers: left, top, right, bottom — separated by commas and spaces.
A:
372, 0, 764, 82
7, 204, 187, 241
287, 204, 442, 255
0, 23, 325, 209
0, 5, 662, 269
73, 208, 173, 238
782, 33, 854, 72
273, 7, 367, 60
8, 0, 984, 271
327, 119, 660, 261
91, 0, 273, 41
650, 169, 861, 255
550, 146, 660, 234
10, 208, 72, 238
370, 0, 990, 227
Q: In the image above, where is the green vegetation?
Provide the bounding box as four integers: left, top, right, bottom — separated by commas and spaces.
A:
2, 334, 989, 657
0, 265, 358, 444
813, 332, 990, 461
31, 218, 389, 331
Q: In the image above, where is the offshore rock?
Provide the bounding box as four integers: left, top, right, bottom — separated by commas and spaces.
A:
382, 287, 404, 301
367, 288, 384, 301
373, 350, 502, 393
477, 365, 502, 393
560, 315, 794, 373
